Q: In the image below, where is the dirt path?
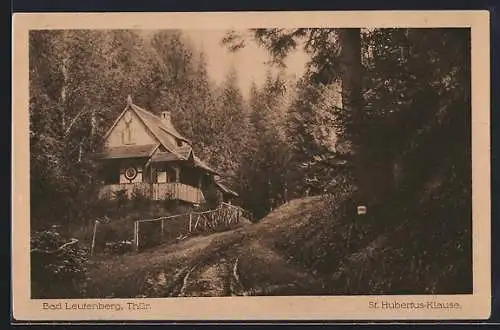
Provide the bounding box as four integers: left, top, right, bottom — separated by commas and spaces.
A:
88, 196, 329, 298
178, 255, 243, 297
164, 241, 246, 297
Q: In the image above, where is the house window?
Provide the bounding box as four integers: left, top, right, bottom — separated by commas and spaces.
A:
157, 171, 167, 183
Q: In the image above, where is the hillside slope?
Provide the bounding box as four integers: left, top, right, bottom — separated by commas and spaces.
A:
87, 196, 327, 297
87, 191, 471, 298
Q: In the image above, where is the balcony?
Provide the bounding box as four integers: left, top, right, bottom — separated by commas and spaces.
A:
99, 182, 205, 204
152, 182, 205, 204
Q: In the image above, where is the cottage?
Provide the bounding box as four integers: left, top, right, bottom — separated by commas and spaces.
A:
93, 96, 238, 205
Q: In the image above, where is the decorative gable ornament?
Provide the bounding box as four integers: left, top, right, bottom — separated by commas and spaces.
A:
124, 111, 132, 123
124, 166, 138, 181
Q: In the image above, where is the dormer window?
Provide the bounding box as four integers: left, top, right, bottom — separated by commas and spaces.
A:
176, 139, 183, 147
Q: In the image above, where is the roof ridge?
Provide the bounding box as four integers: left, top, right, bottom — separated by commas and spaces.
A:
131, 104, 190, 143
130, 104, 185, 160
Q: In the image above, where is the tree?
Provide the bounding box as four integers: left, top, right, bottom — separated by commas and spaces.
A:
285, 77, 344, 198
187, 51, 220, 159
206, 67, 249, 182
225, 29, 365, 202
225, 27, 472, 293
237, 71, 292, 219
29, 29, 213, 230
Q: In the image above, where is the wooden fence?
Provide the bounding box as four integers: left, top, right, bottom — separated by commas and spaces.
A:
132, 202, 252, 251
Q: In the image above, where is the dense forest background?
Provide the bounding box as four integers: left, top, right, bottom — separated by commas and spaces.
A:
29, 28, 472, 295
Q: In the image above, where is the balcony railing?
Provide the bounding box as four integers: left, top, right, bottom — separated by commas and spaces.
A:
99, 182, 205, 204
152, 182, 205, 204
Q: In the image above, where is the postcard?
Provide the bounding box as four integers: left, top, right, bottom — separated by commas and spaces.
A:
12, 10, 491, 321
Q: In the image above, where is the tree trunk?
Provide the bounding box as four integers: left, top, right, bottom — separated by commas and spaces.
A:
338, 28, 368, 204
90, 110, 97, 150
60, 55, 69, 133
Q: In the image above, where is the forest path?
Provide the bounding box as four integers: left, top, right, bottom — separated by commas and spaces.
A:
88, 196, 327, 298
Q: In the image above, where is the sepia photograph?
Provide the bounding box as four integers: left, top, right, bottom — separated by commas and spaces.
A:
12, 11, 490, 321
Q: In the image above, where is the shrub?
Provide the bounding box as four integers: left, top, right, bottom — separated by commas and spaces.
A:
30, 226, 89, 298
94, 218, 135, 253
132, 185, 151, 208
162, 192, 179, 210
104, 240, 133, 254
113, 188, 128, 207
204, 184, 222, 210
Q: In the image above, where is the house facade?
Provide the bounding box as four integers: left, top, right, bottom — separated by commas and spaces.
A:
93, 96, 238, 205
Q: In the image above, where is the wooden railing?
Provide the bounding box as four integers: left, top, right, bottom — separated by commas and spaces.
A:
220, 202, 254, 222
99, 182, 204, 204
133, 202, 251, 251
152, 183, 205, 204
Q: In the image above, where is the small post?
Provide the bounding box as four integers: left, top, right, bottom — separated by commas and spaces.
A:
133, 221, 139, 252
91, 220, 99, 257
161, 219, 164, 241
189, 213, 192, 233
194, 215, 200, 231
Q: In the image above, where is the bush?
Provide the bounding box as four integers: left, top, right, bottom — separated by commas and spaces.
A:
160, 191, 177, 210
113, 188, 128, 207
31, 226, 89, 298
104, 240, 133, 254
204, 184, 222, 210
93, 218, 135, 252
132, 185, 151, 208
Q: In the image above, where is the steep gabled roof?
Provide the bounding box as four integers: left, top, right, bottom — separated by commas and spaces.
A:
101, 96, 222, 176
214, 181, 239, 197
193, 156, 220, 175
93, 144, 159, 160
131, 104, 191, 143
130, 105, 183, 159
151, 151, 182, 163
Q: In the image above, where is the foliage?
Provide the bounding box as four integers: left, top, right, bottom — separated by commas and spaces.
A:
113, 188, 129, 206
30, 27, 472, 295
204, 184, 223, 210
30, 227, 89, 298
131, 185, 151, 209
285, 78, 347, 197
104, 240, 134, 254
205, 67, 250, 182
224, 27, 472, 293
237, 71, 294, 219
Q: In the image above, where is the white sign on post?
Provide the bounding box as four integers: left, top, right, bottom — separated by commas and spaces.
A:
357, 205, 367, 215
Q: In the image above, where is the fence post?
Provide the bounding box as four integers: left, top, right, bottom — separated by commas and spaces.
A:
189, 213, 192, 233
194, 214, 200, 231
161, 219, 164, 242
133, 221, 139, 252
